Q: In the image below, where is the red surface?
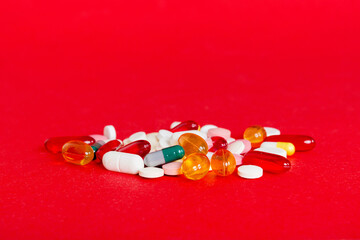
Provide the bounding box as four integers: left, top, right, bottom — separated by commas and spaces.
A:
1, 0, 360, 239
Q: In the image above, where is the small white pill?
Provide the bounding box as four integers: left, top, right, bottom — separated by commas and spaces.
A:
227, 140, 245, 155
237, 165, 263, 179
254, 147, 287, 158
200, 125, 218, 134
104, 125, 116, 140
170, 130, 207, 145
139, 167, 164, 179
158, 129, 173, 141
264, 127, 281, 137
170, 121, 181, 129
103, 151, 144, 174
159, 138, 170, 149
129, 131, 147, 142
146, 132, 160, 152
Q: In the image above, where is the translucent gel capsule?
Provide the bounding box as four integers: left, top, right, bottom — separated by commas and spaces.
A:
243, 126, 267, 148
210, 149, 236, 176
182, 153, 210, 180
62, 140, 94, 165
242, 151, 291, 173
264, 135, 315, 151
96, 140, 123, 161
45, 136, 95, 154
209, 136, 228, 152
117, 140, 151, 158
178, 133, 208, 157
144, 145, 185, 167
170, 120, 199, 132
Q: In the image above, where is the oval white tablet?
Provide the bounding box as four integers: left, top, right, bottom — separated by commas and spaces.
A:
104, 125, 116, 140
237, 165, 263, 179
146, 132, 160, 152
254, 147, 287, 158
129, 131, 147, 142
264, 127, 281, 137
139, 167, 164, 178
158, 129, 173, 141
227, 140, 245, 155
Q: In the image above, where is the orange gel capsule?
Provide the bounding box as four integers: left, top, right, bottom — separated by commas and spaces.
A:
182, 153, 210, 180
242, 151, 291, 173
45, 136, 95, 154
210, 149, 236, 176
170, 120, 199, 132
264, 135, 315, 151
62, 140, 94, 165
178, 133, 208, 157
243, 126, 267, 148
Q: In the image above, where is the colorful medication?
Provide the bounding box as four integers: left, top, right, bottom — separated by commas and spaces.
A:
243, 126, 267, 147
210, 149, 236, 176
139, 167, 164, 178
227, 139, 252, 155
144, 145, 185, 167
200, 124, 218, 135
117, 140, 151, 158
102, 151, 144, 174
242, 151, 291, 173
89, 134, 108, 142
62, 140, 94, 165
181, 153, 210, 180
260, 142, 295, 156
129, 131, 147, 142
207, 128, 231, 139
254, 147, 287, 158
237, 165, 263, 179
264, 135, 315, 151
170, 120, 199, 132
45, 136, 95, 154
162, 161, 182, 175
209, 136, 228, 152
178, 133, 208, 157
96, 139, 123, 161
170, 130, 207, 145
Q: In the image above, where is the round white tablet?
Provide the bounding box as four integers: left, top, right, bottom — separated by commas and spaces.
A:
237, 165, 263, 179
139, 167, 164, 179
104, 125, 116, 140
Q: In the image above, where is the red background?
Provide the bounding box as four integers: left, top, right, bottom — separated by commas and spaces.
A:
1, 0, 360, 239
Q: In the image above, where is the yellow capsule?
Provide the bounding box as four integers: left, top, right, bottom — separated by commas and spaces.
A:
261, 142, 295, 156
178, 133, 208, 157
181, 153, 210, 180
62, 140, 94, 165
243, 125, 267, 148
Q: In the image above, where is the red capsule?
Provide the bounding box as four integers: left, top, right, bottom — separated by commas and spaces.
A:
242, 151, 291, 173
96, 140, 123, 161
45, 136, 95, 154
117, 140, 151, 158
170, 120, 199, 132
264, 135, 315, 151
209, 136, 228, 152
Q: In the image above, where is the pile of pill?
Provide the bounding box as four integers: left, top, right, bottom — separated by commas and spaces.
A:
44, 121, 315, 180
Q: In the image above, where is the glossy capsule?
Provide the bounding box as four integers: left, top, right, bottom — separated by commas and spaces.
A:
210, 149, 236, 176
170, 120, 199, 132
242, 151, 291, 173
144, 145, 185, 167
260, 142, 295, 156
243, 126, 267, 148
264, 135, 315, 151
178, 133, 208, 157
117, 140, 151, 158
96, 140, 123, 161
62, 140, 95, 165
45, 136, 95, 154
209, 136, 228, 152
182, 153, 210, 180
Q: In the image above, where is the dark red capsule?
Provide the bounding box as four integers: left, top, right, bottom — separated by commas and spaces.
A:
209, 136, 228, 152
45, 136, 95, 154
242, 151, 291, 173
117, 140, 151, 159
170, 120, 199, 132
96, 140, 123, 161
264, 135, 315, 151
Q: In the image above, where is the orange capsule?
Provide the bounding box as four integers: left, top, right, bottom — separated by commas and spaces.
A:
178, 133, 208, 157
62, 140, 94, 165
210, 149, 236, 176
243, 126, 267, 148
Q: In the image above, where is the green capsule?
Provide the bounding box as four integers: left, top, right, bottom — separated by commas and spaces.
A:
144, 145, 185, 167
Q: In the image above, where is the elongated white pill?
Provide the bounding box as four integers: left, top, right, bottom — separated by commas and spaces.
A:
103, 151, 144, 174
200, 125, 218, 134
129, 131, 147, 142
254, 147, 287, 158
237, 165, 263, 179
139, 167, 164, 178
104, 125, 116, 140
170, 121, 181, 129
264, 127, 281, 137
170, 130, 207, 145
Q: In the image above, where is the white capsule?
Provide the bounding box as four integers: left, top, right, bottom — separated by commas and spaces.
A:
264, 127, 281, 137
102, 151, 144, 174
254, 147, 287, 158
129, 131, 147, 142
158, 129, 173, 141
170, 130, 207, 145
237, 165, 263, 179
170, 121, 181, 129
227, 140, 245, 155
200, 124, 218, 135
104, 125, 116, 140
139, 167, 164, 179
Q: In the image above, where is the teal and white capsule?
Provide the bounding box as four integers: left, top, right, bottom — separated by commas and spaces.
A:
144, 145, 185, 167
